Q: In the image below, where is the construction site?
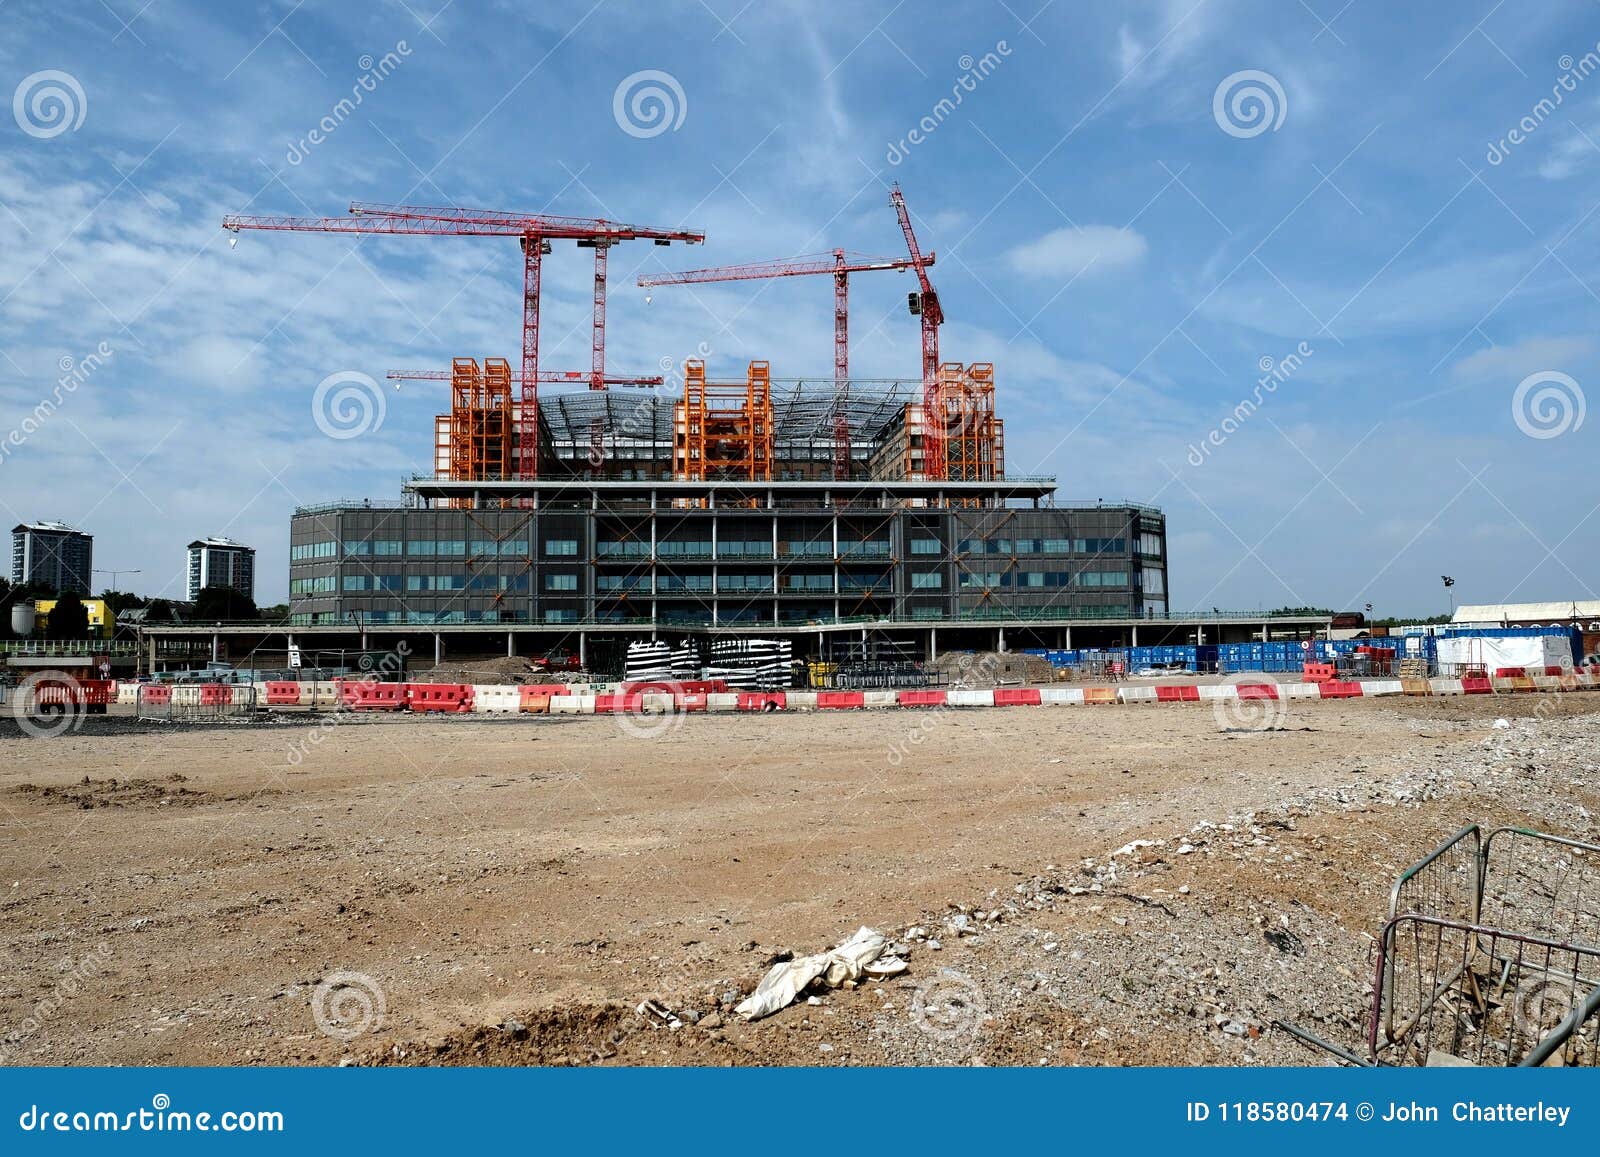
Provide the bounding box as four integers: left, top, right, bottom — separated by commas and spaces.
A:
3, 185, 1597, 1075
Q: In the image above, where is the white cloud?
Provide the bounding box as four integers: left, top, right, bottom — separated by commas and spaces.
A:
1005, 225, 1148, 280
1450, 335, 1594, 382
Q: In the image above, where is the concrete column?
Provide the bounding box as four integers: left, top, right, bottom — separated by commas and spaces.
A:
507, 631, 514, 658
1131, 624, 1139, 647
1197, 624, 1204, 645
997, 625, 1006, 652
211, 633, 219, 663
929, 626, 937, 662
1261, 622, 1268, 642
579, 631, 587, 669
1064, 625, 1072, 649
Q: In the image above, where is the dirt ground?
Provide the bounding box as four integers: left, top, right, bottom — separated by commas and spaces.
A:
0, 693, 1594, 1067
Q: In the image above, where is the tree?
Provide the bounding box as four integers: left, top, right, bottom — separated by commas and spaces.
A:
193, 585, 258, 622
44, 592, 90, 639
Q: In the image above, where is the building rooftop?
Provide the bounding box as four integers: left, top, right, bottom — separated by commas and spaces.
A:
188, 537, 253, 549
12, 521, 89, 534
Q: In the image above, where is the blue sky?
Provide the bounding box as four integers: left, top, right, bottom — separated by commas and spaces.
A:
0, 0, 1595, 614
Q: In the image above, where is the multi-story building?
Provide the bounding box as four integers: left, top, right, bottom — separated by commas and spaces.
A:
187, 537, 256, 602
10, 521, 93, 595
287, 478, 1166, 632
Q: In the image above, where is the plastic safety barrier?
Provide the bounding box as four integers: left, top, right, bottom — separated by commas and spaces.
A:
116, 683, 140, 705
471, 685, 522, 714
706, 693, 740, 712
673, 692, 709, 712
406, 683, 473, 713
1316, 681, 1363, 698
737, 692, 786, 712
199, 683, 232, 706
1197, 685, 1237, 700
337, 681, 406, 710
1236, 683, 1279, 700
1429, 678, 1465, 696
1040, 687, 1084, 705
265, 681, 304, 707
1460, 677, 1493, 695
784, 692, 819, 710
1155, 685, 1199, 702
1302, 662, 1337, 683
896, 690, 947, 708
1492, 676, 1536, 694
994, 687, 1043, 706
1082, 687, 1118, 705
1363, 680, 1405, 697
1281, 682, 1322, 700
1115, 686, 1157, 704
1401, 678, 1433, 696
817, 691, 865, 710
946, 688, 995, 707
549, 694, 595, 715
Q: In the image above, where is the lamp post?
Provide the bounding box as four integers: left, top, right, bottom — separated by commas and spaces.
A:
1441, 575, 1455, 618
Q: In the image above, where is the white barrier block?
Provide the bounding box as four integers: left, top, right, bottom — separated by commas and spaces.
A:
863, 690, 898, 708
473, 685, 522, 714
1364, 680, 1404, 697
550, 694, 595, 715
1281, 682, 1322, 699
706, 693, 740, 712
784, 691, 818, 710
1117, 686, 1158, 703
116, 683, 139, 705
1429, 678, 1465, 696
1197, 684, 1238, 700
639, 693, 676, 714
1040, 687, 1084, 705
947, 688, 995, 707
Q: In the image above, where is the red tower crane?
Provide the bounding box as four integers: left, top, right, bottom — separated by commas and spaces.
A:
637, 249, 931, 479
222, 201, 703, 479
888, 183, 945, 480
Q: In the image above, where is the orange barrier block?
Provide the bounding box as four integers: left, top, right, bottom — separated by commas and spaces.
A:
737, 692, 786, 712
1302, 662, 1337, 683
1318, 682, 1363, 699
140, 684, 172, 706
1236, 683, 1279, 700
817, 691, 864, 709
405, 683, 473, 713
336, 680, 406, 710
896, 690, 948, 707
265, 681, 303, 706
993, 687, 1042, 706
1155, 685, 1199, 702
199, 683, 233, 706
1082, 687, 1117, 704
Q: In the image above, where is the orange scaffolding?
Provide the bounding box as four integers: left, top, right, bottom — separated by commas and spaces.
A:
673, 359, 774, 483
449, 357, 515, 482
940, 361, 1000, 483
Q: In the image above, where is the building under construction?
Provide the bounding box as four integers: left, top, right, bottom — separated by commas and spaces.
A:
218, 188, 1169, 655
428, 356, 1003, 487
